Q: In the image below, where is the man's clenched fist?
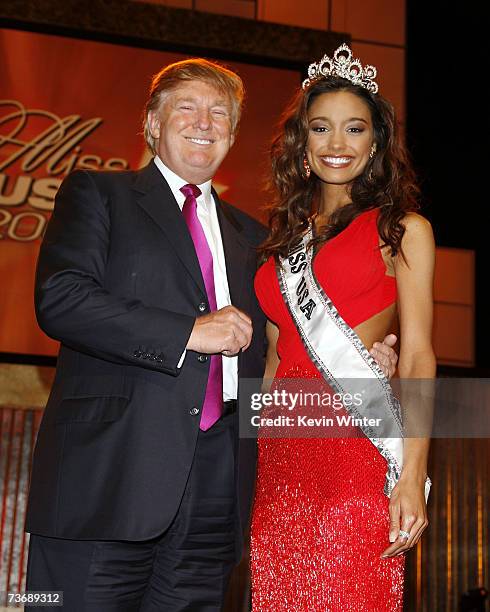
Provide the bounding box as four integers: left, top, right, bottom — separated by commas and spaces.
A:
187, 305, 253, 356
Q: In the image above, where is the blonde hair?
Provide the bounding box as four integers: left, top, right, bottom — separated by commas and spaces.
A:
143, 58, 245, 154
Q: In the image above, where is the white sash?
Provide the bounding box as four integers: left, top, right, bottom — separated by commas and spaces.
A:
277, 227, 431, 500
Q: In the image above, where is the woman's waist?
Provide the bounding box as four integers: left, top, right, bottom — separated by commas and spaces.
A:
274, 357, 319, 380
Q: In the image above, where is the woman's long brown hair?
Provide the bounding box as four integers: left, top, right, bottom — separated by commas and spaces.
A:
259, 77, 420, 263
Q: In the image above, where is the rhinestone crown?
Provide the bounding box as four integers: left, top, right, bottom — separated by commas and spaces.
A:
302, 44, 378, 94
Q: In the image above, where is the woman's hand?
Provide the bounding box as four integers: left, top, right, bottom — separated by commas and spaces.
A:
370, 333, 398, 379
381, 475, 429, 558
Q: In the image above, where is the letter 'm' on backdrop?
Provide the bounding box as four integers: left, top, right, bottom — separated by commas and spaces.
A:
0, 28, 299, 356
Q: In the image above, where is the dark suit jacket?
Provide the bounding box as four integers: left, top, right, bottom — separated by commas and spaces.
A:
26, 162, 267, 552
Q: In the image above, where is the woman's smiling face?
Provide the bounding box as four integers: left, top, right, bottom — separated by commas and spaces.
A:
306, 90, 374, 186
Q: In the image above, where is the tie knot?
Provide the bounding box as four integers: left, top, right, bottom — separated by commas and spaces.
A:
180, 184, 202, 200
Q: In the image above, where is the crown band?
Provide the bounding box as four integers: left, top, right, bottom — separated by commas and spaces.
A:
302, 44, 378, 94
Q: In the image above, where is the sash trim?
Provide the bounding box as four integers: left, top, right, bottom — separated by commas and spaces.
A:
276, 227, 430, 500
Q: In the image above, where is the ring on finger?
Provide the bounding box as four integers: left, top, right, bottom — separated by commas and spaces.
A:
399, 530, 410, 540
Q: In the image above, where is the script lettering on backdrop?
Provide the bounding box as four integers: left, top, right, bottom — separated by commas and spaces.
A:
0, 100, 130, 242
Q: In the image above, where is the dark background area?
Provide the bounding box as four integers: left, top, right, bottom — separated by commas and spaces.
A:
406, 2, 487, 369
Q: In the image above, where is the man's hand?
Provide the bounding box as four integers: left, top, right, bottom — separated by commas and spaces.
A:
370, 334, 398, 379
187, 305, 252, 356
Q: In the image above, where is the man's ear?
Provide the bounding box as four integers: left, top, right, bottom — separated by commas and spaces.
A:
148, 111, 161, 140
229, 132, 236, 148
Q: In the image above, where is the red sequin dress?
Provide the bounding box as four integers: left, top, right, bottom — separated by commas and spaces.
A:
250, 209, 404, 611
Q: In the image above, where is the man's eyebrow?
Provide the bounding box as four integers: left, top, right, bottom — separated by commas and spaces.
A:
173, 96, 195, 103
173, 95, 229, 107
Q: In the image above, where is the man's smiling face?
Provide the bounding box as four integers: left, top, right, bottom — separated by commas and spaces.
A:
148, 79, 235, 184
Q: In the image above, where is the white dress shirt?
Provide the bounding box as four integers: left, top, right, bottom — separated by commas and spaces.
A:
153, 156, 238, 401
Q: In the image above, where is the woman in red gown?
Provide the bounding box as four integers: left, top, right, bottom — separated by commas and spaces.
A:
250, 45, 435, 611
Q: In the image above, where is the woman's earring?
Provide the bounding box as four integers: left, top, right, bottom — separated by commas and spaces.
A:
368, 144, 376, 180
303, 154, 311, 179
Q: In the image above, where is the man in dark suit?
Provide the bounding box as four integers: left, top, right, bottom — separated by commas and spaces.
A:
25, 58, 267, 611
25, 58, 397, 611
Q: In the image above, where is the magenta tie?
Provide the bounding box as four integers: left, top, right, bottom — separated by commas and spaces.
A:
180, 184, 223, 431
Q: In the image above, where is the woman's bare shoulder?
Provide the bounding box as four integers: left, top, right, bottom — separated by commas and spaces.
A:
401, 212, 433, 235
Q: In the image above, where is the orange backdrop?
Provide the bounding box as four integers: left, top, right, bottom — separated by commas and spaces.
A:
0, 28, 300, 356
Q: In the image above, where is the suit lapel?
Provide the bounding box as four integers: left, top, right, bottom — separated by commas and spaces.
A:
214, 189, 252, 312
133, 163, 206, 296
132, 164, 253, 310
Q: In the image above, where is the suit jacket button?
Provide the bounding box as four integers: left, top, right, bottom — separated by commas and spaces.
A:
198, 302, 207, 313
190, 407, 200, 416
197, 354, 208, 363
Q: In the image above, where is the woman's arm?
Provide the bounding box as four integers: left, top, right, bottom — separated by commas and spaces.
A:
382, 212, 436, 558
262, 320, 280, 392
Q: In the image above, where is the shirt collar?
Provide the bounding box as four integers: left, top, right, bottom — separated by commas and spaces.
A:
153, 156, 213, 211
